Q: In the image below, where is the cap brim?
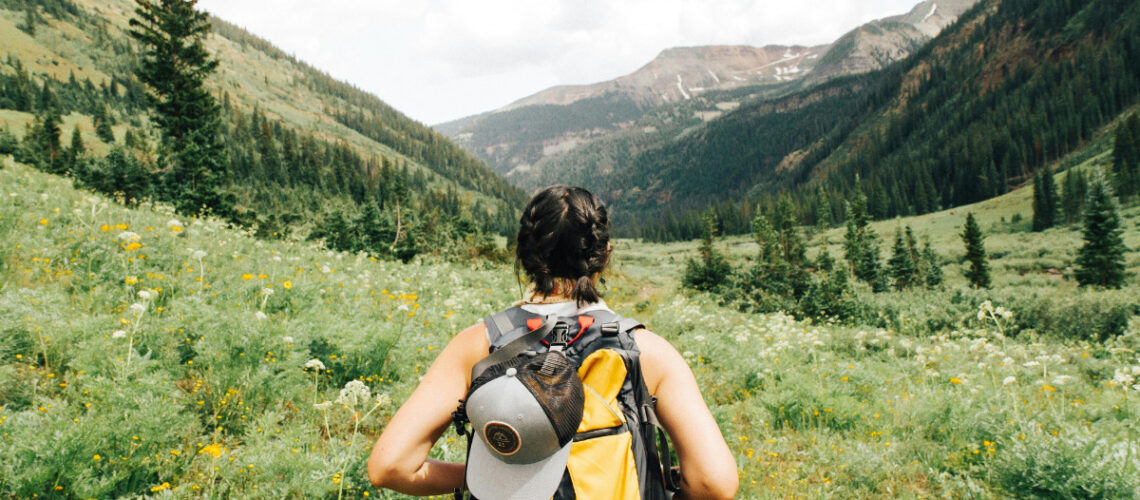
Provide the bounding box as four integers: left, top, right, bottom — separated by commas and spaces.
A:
466, 435, 572, 500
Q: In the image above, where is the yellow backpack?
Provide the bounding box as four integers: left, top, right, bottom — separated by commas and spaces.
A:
454, 308, 679, 499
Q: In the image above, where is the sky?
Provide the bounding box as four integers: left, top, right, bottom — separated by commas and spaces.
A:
197, 0, 922, 126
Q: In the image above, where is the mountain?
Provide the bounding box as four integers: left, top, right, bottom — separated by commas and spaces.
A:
437, 0, 978, 187
0, 0, 525, 254
606, 0, 1140, 241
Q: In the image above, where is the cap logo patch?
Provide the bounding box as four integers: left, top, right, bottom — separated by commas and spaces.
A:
483, 422, 521, 455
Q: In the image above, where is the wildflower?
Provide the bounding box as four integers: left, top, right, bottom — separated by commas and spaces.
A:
1112, 368, 1135, 387
198, 444, 224, 458
1003, 376, 1016, 386
374, 393, 391, 407
111, 330, 127, 339
949, 377, 963, 385
150, 482, 171, 492
192, 250, 207, 260
304, 359, 326, 371
313, 401, 333, 411
1052, 375, 1072, 385
118, 231, 141, 241
255, 311, 268, 321
283, 336, 294, 344
167, 219, 184, 232
124, 242, 142, 251
124, 276, 138, 285
336, 380, 371, 407
129, 303, 146, 315
1023, 361, 1040, 368
93, 454, 102, 461
241, 273, 254, 280
137, 289, 153, 300
283, 281, 293, 290
261, 287, 274, 296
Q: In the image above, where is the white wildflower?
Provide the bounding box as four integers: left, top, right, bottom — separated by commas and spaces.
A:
336, 380, 371, 407
304, 358, 326, 371
118, 231, 141, 241
1003, 376, 1016, 386
283, 336, 294, 344
137, 289, 153, 300
373, 393, 391, 408
313, 401, 333, 411
129, 303, 146, 315
693, 335, 706, 342
255, 311, 268, 321
167, 219, 183, 230
262, 287, 274, 296
192, 250, 207, 260
111, 330, 127, 339
1052, 375, 1072, 385
1001, 357, 1014, 366
1112, 368, 1135, 387
1023, 361, 1040, 368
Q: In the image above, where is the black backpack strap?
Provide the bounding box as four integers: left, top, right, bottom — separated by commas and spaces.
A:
470, 313, 558, 382
483, 307, 534, 347
620, 326, 680, 497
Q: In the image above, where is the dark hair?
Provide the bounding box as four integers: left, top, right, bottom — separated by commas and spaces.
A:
516, 185, 610, 305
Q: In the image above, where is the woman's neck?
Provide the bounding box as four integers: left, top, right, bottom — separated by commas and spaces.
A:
521, 280, 576, 304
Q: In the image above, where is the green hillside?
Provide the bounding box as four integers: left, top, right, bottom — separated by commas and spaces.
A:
581, 0, 1140, 240
3, 137, 1140, 496
0, 0, 525, 256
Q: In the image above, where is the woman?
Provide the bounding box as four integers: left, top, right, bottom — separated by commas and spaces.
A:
368, 186, 737, 499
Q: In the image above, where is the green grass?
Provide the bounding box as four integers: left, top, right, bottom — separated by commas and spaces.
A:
1, 158, 1139, 498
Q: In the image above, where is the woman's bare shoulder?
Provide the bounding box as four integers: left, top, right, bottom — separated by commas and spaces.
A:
632, 328, 686, 394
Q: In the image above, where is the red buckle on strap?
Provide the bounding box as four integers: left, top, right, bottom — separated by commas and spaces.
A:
526, 318, 544, 331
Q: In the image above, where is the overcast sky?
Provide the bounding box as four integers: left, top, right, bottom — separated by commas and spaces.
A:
197, 0, 921, 125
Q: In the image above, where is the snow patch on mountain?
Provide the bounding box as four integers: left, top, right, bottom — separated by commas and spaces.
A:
922, 3, 937, 22
676, 75, 690, 99
707, 69, 721, 84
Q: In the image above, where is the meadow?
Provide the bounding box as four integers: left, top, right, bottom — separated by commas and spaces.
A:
2, 156, 1140, 498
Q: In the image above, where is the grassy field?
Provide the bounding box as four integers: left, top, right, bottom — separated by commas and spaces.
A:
2, 156, 1139, 498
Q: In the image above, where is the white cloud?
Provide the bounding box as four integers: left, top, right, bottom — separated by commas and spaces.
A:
199, 0, 920, 125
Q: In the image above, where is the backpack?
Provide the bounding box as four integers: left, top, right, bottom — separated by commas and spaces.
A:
453, 307, 680, 500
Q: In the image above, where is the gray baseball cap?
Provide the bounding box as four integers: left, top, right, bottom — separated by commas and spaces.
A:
464, 351, 585, 500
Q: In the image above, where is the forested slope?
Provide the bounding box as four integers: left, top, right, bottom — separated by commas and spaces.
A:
0, 0, 525, 257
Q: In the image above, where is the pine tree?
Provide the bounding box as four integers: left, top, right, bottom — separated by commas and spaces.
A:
921, 240, 943, 288
1061, 168, 1088, 223
1032, 166, 1059, 231
961, 213, 991, 289
18, 4, 36, 36
64, 126, 85, 173
26, 83, 63, 174
683, 212, 732, 292
773, 198, 806, 266
93, 105, 115, 143
751, 212, 779, 264
888, 228, 918, 290
130, 0, 231, 218
1112, 115, 1138, 200
1075, 175, 1127, 288
843, 192, 885, 291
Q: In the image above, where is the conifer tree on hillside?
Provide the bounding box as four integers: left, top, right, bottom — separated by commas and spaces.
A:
920, 240, 943, 288
1075, 175, 1128, 288
888, 228, 918, 290
843, 191, 885, 291
130, 0, 232, 218
19, 4, 36, 36
961, 213, 991, 289
1113, 114, 1140, 201
1032, 166, 1059, 231
752, 211, 779, 264
683, 213, 731, 292
773, 198, 806, 266
1061, 168, 1088, 224
25, 82, 63, 174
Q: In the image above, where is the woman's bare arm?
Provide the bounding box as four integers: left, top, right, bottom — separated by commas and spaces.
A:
636, 330, 739, 500
367, 323, 489, 495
